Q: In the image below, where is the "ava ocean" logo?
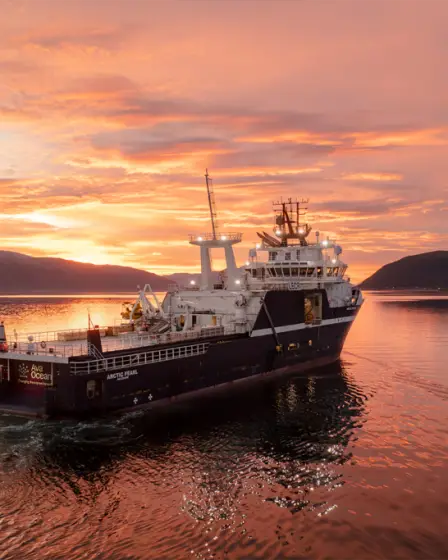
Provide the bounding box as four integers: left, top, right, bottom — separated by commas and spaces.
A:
17, 363, 53, 386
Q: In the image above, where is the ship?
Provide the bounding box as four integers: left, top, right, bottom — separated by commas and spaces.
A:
0, 171, 363, 418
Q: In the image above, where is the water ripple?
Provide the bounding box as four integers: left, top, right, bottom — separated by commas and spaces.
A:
1, 294, 448, 559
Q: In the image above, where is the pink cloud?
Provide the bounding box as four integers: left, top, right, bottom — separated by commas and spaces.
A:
1, 0, 447, 283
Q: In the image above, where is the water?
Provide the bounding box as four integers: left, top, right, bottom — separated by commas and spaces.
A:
0, 292, 447, 559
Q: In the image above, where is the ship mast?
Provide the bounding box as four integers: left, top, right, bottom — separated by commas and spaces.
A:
205, 169, 219, 240
256, 197, 312, 247
189, 170, 242, 290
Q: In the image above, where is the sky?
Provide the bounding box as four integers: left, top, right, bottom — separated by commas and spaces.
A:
0, 0, 447, 283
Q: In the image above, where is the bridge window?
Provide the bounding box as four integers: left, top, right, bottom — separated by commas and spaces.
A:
282, 268, 291, 277
291, 267, 298, 276
306, 267, 315, 277
300, 268, 307, 277
327, 267, 333, 277
317, 267, 323, 277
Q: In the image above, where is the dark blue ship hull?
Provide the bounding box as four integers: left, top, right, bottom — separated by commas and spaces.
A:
0, 290, 360, 418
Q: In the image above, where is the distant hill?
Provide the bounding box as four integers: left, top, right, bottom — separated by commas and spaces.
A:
359, 251, 448, 290
0, 251, 172, 294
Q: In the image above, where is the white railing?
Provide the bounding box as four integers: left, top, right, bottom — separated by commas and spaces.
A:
5, 325, 235, 359
6, 340, 88, 358
101, 326, 230, 353
8, 324, 131, 345
70, 342, 210, 375
188, 232, 242, 242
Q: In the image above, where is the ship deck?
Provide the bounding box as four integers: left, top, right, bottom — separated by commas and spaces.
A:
2, 325, 235, 360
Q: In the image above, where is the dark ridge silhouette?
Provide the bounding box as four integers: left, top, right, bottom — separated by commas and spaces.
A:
0, 250, 172, 294
359, 251, 448, 290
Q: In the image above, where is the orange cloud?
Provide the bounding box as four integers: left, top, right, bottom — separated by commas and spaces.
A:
1, 0, 448, 285
343, 173, 403, 182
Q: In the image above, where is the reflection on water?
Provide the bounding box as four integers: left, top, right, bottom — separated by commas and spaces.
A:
0, 294, 140, 335
0, 292, 447, 559
0, 365, 366, 559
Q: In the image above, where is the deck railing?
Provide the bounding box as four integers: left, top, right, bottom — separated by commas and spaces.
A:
7, 324, 131, 344
70, 342, 210, 375
5, 325, 234, 359
188, 232, 242, 242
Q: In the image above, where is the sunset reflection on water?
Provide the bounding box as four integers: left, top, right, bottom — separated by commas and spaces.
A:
0, 292, 447, 559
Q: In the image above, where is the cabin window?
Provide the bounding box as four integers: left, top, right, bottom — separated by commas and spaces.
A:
270, 251, 278, 261
334, 267, 339, 276
192, 315, 197, 327
285, 252, 291, 261
306, 267, 315, 277
86, 380, 97, 399
305, 293, 323, 324
296, 250, 301, 260
317, 267, 323, 277
282, 268, 291, 277
327, 267, 333, 277
291, 267, 298, 276
299, 268, 307, 277
268, 267, 275, 277
288, 343, 297, 351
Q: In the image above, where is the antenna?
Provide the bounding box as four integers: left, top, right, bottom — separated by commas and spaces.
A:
270, 197, 311, 246
205, 169, 219, 240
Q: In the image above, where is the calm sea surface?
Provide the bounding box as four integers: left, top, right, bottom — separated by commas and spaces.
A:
0, 292, 447, 560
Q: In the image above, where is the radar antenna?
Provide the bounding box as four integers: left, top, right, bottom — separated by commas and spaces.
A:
205, 169, 219, 240
257, 197, 312, 247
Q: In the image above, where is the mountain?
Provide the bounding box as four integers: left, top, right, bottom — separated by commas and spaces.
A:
359, 251, 448, 290
0, 251, 172, 294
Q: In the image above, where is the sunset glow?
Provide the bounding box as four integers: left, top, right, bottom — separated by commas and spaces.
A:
1, 0, 447, 283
